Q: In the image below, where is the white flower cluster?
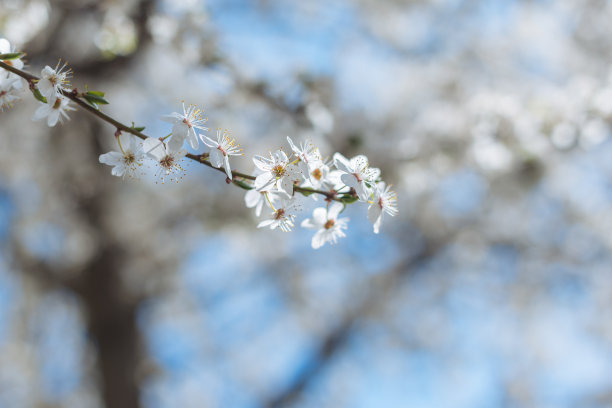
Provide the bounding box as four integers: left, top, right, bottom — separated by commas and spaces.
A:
99, 103, 243, 183
0, 38, 398, 249
1, 38, 76, 127
32, 61, 75, 127
248, 137, 398, 248
0, 38, 25, 111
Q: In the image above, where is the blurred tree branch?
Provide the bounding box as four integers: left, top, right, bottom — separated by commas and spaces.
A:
264, 233, 449, 408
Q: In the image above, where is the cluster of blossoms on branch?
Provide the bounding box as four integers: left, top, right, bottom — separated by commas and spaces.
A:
0, 38, 398, 249
0, 39, 26, 111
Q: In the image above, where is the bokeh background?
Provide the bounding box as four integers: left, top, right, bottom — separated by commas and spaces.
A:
2, 0, 612, 407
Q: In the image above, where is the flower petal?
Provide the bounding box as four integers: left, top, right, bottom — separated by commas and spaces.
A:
160, 113, 181, 123
300, 218, 316, 229
32, 104, 49, 121
200, 134, 218, 148
257, 219, 275, 229
167, 134, 185, 151
355, 183, 370, 201
368, 203, 382, 226
333, 152, 352, 173
0, 39, 10, 54
253, 155, 271, 171
111, 163, 127, 177
327, 202, 344, 220
143, 138, 166, 160
312, 207, 327, 226
245, 190, 261, 208
99, 151, 124, 166
287, 136, 299, 154
311, 230, 327, 249
279, 176, 294, 196
172, 122, 189, 140
209, 148, 223, 168
187, 129, 199, 150
255, 200, 264, 217
350, 155, 369, 172
47, 110, 59, 127
340, 173, 358, 189
223, 156, 232, 179
274, 150, 289, 163
254, 172, 275, 190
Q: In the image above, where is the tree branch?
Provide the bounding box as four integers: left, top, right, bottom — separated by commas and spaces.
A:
0, 60, 347, 201
262, 234, 449, 408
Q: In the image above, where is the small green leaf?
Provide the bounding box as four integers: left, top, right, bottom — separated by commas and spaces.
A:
339, 194, 359, 204
86, 90, 105, 97
83, 96, 99, 109
299, 189, 315, 197
0, 52, 24, 60
130, 122, 146, 132
84, 93, 109, 105
232, 179, 254, 190
30, 87, 47, 103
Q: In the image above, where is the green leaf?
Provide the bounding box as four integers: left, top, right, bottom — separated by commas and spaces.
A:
86, 90, 105, 97
298, 189, 315, 197
130, 122, 146, 132
339, 194, 359, 204
30, 87, 47, 103
83, 96, 99, 109
232, 179, 254, 190
84, 93, 109, 105
0, 52, 24, 60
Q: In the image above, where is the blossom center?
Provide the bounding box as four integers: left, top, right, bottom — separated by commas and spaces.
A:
312, 168, 322, 181
272, 164, 286, 178
52, 98, 62, 109
378, 197, 384, 208
160, 155, 175, 169
274, 208, 285, 220
352, 172, 362, 182
217, 145, 227, 156
123, 152, 135, 165
324, 219, 335, 229
182, 118, 192, 128
0, 91, 6, 97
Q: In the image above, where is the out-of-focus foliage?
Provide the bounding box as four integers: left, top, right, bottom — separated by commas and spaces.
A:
2, 0, 612, 407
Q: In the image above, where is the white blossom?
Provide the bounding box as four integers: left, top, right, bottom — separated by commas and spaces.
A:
0, 75, 21, 111
0, 38, 24, 70
253, 150, 303, 197
368, 182, 398, 234
257, 196, 303, 232
143, 137, 187, 183
245, 188, 279, 217
201, 128, 243, 179
161, 102, 208, 151
301, 202, 349, 249
333, 152, 380, 201
32, 95, 74, 127
307, 159, 331, 189
38, 61, 71, 99
297, 160, 333, 201
0, 38, 25, 88
99, 133, 145, 178
287, 136, 321, 177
